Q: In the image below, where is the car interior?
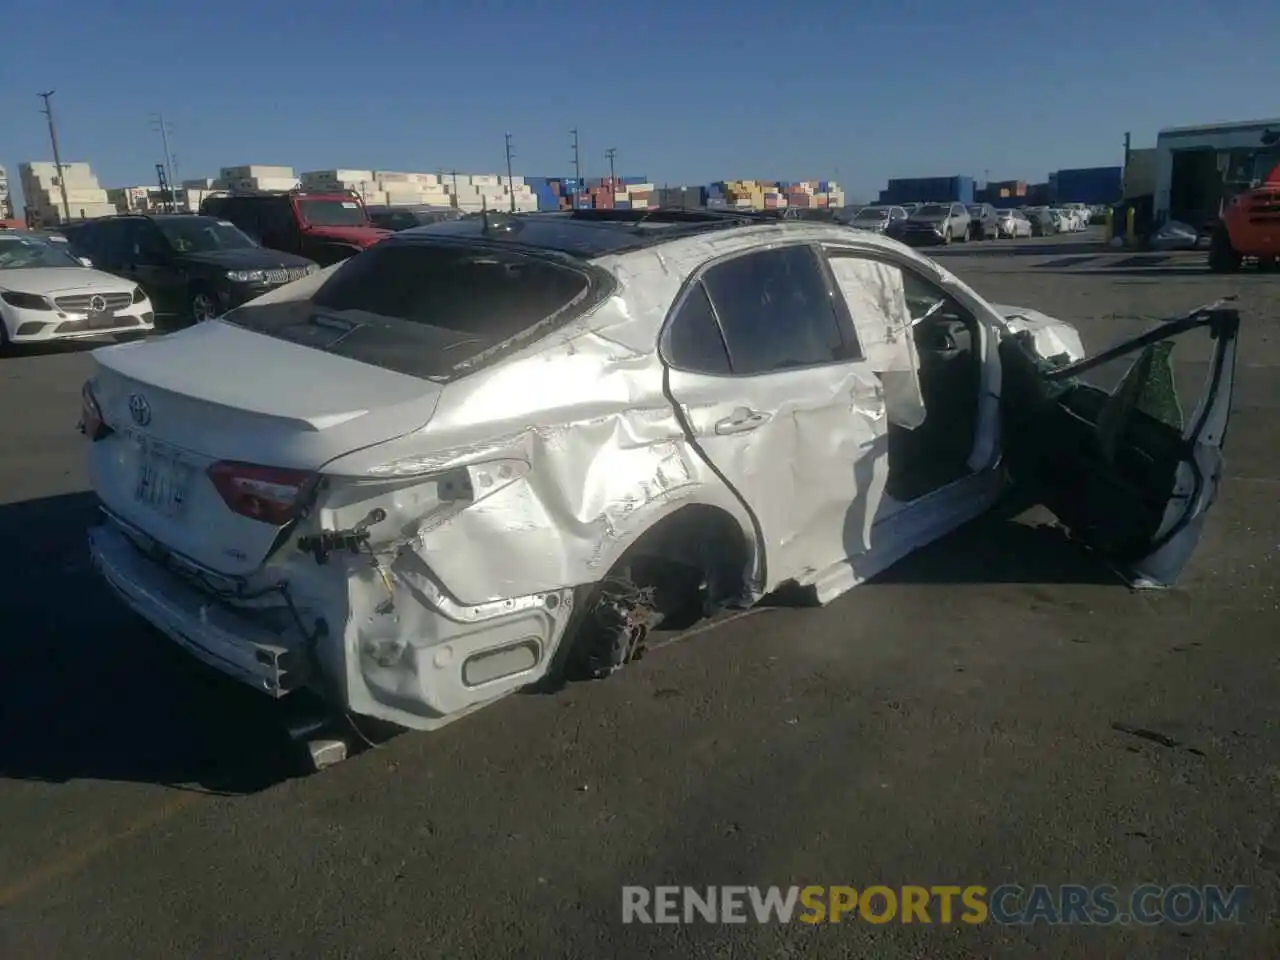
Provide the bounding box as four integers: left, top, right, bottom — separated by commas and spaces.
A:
884, 272, 983, 502
997, 332, 1193, 562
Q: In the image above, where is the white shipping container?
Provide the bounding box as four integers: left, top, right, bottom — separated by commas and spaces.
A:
22, 161, 95, 179
182, 178, 219, 189
625, 183, 655, 194
220, 165, 295, 180
468, 174, 499, 187
301, 169, 373, 184
232, 177, 300, 192
44, 202, 118, 222
33, 188, 110, 205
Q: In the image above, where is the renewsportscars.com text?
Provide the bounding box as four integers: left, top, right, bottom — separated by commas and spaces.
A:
621, 884, 1248, 925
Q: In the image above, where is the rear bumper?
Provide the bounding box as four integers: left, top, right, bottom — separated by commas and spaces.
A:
88, 512, 576, 731
88, 520, 305, 697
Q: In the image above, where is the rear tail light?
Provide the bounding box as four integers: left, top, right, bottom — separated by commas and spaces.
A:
207, 461, 316, 525
79, 381, 111, 441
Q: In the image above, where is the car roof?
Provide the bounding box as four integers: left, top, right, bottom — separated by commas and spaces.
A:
377, 208, 910, 266
388, 208, 829, 258
63, 213, 225, 229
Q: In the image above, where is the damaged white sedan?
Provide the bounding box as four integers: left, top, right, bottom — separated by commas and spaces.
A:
82, 209, 1240, 736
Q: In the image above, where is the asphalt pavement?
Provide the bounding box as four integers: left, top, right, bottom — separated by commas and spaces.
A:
1, 232, 1278, 959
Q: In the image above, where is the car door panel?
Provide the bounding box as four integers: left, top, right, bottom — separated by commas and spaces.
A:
662, 246, 889, 587
999, 302, 1239, 587
672, 362, 887, 579
130, 222, 183, 315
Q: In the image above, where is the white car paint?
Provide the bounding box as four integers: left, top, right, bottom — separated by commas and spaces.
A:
996, 210, 1033, 239
81, 219, 1239, 736
0, 234, 155, 345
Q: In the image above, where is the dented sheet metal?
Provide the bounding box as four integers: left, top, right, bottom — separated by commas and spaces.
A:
84, 217, 1234, 739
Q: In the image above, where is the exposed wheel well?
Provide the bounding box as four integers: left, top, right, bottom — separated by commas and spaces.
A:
548, 504, 754, 684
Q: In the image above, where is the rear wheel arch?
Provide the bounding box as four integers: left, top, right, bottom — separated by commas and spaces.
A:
550, 501, 760, 683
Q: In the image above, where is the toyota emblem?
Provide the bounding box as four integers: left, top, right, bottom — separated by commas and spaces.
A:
128, 393, 151, 427
89, 295, 107, 313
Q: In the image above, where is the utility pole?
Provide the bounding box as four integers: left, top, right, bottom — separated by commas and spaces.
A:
605, 147, 618, 189
1122, 131, 1132, 199
149, 112, 178, 211
570, 128, 582, 208
37, 91, 72, 223
449, 169, 460, 210
503, 133, 516, 213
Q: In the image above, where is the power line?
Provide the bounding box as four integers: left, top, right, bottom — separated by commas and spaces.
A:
37, 91, 72, 223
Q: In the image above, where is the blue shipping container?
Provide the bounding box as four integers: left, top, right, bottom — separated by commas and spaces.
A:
1053, 166, 1122, 204
882, 175, 974, 204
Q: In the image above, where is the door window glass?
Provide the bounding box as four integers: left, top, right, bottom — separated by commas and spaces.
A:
700, 245, 847, 375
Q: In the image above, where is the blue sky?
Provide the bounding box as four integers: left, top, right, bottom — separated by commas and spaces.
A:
2, 0, 1278, 207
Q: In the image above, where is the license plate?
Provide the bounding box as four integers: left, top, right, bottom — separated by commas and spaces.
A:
135, 441, 192, 517
87, 310, 116, 329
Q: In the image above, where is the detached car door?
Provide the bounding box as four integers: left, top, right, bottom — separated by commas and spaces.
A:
661, 243, 890, 591
998, 302, 1240, 587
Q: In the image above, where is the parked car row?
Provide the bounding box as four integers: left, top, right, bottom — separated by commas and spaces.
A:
846, 200, 1101, 246
78, 205, 1240, 747
58, 214, 320, 326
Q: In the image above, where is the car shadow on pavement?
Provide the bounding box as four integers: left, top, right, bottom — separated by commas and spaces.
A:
0, 335, 155, 359
870, 506, 1126, 586
0, 491, 315, 795
932, 239, 1110, 258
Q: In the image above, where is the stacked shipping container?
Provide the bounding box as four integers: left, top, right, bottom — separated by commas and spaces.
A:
19, 162, 116, 222
1051, 166, 1122, 204
979, 180, 1028, 203
880, 176, 975, 205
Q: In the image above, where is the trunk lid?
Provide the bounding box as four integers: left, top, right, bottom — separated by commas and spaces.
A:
87, 320, 442, 575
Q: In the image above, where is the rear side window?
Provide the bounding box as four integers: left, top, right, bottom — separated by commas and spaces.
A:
700, 245, 847, 376
665, 283, 731, 375
223, 243, 599, 381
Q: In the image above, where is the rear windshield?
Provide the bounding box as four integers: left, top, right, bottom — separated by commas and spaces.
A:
221, 242, 597, 381
297, 198, 370, 227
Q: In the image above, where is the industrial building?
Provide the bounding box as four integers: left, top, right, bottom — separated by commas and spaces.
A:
1153, 117, 1280, 226
1123, 148, 1157, 199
